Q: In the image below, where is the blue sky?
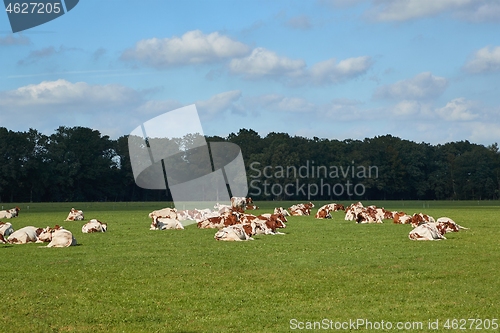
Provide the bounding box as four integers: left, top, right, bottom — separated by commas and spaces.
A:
1, 0, 500, 145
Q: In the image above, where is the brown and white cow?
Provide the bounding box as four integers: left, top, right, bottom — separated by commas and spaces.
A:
150, 216, 184, 230
197, 210, 240, 229
0, 222, 14, 237
230, 197, 247, 210
214, 224, 254, 241
0, 233, 5, 244
252, 213, 287, 235
82, 219, 108, 233
435, 217, 468, 231
289, 202, 314, 216
314, 203, 345, 219
274, 207, 290, 216
148, 207, 177, 220
409, 223, 446, 240
38, 225, 77, 247
7, 226, 44, 244
315, 205, 332, 219
393, 212, 412, 224
0, 207, 20, 219
65, 208, 84, 221
344, 202, 364, 220
410, 213, 435, 228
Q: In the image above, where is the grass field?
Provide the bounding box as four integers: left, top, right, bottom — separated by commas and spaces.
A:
1, 200, 499, 333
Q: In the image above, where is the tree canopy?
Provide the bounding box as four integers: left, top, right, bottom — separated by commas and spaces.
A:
0, 126, 498, 202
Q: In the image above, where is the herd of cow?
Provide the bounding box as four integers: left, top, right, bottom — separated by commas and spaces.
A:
0, 207, 107, 247
0, 198, 468, 246
148, 198, 468, 241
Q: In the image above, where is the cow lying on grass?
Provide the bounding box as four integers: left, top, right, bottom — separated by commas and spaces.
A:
150, 216, 184, 230
409, 218, 468, 240
82, 219, 108, 233
315, 203, 345, 219
38, 225, 77, 247
65, 208, 84, 221
214, 225, 254, 241
7, 226, 43, 244
289, 202, 314, 216
0, 222, 14, 237
0, 207, 20, 219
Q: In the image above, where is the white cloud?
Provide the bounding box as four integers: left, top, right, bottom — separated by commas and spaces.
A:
463, 46, 500, 74
229, 47, 306, 79
435, 97, 479, 121
374, 72, 448, 100
323, 0, 500, 22
230, 48, 372, 85
392, 100, 421, 116
121, 30, 250, 68
469, 122, 500, 144
0, 79, 141, 108
195, 90, 243, 119
0, 80, 146, 137
366, 0, 471, 21
136, 100, 183, 115
275, 97, 316, 113
309, 56, 373, 84
453, 2, 500, 22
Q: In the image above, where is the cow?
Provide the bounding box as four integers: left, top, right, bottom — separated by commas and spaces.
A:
435, 217, 468, 231
197, 210, 240, 229
274, 207, 290, 216
7, 226, 44, 244
230, 197, 247, 210
148, 208, 177, 219
150, 216, 184, 230
0, 207, 20, 219
65, 208, 84, 221
315, 205, 332, 219
0, 222, 14, 237
0, 233, 5, 244
82, 219, 108, 233
344, 202, 364, 220
246, 204, 259, 210
38, 225, 77, 247
409, 223, 446, 240
410, 213, 435, 228
214, 224, 254, 241
252, 213, 287, 235
289, 202, 314, 216
393, 212, 412, 224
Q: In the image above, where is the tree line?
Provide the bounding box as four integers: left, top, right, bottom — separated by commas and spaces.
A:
1, 126, 499, 202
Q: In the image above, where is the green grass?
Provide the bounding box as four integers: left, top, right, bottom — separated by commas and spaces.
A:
1, 201, 499, 332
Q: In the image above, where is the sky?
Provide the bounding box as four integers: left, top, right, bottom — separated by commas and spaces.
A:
1, 0, 500, 146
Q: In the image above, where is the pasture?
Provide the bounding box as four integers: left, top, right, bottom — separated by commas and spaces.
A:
1, 201, 499, 332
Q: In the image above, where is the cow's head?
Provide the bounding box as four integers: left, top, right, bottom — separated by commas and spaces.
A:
38, 227, 54, 242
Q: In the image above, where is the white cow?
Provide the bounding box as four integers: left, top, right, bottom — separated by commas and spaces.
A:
214, 224, 254, 241
274, 207, 290, 216
82, 219, 107, 233
0, 222, 14, 237
38, 226, 77, 247
0, 207, 20, 219
150, 216, 184, 230
7, 226, 43, 244
409, 223, 446, 240
148, 207, 177, 219
65, 208, 84, 221
435, 217, 468, 231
